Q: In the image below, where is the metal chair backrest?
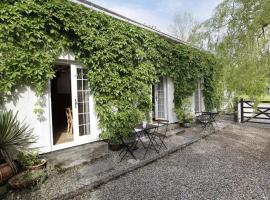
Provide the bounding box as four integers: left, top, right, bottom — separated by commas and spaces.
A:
156, 119, 169, 137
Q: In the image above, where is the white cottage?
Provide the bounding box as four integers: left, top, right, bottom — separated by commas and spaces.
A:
3, 1, 204, 153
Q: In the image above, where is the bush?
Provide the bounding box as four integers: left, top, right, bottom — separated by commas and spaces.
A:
0, 110, 36, 172
175, 98, 194, 123
17, 151, 40, 167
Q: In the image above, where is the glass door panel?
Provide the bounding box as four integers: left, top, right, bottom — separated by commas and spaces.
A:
155, 77, 167, 120
71, 64, 92, 145
76, 68, 91, 136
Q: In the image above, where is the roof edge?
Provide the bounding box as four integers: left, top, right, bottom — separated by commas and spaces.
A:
73, 0, 189, 45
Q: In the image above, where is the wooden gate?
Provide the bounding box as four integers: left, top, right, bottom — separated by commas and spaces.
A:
240, 99, 270, 124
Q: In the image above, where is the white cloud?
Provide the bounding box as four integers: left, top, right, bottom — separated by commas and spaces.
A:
95, 1, 172, 34
91, 0, 224, 35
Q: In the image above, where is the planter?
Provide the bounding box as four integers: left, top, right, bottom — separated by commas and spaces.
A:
0, 163, 15, 185
8, 169, 47, 189
182, 122, 191, 128
0, 183, 8, 196
108, 143, 122, 151
26, 159, 47, 170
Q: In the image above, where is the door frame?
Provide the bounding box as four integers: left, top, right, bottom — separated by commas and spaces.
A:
49, 61, 96, 151
154, 77, 168, 120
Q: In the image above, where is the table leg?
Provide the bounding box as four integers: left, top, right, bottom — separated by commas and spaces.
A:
143, 130, 159, 159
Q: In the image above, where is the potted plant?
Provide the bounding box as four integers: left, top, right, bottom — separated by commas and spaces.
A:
107, 135, 122, 151
175, 98, 194, 128
8, 169, 47, 189
17, 151, 47, 170
0, 110, 36, 184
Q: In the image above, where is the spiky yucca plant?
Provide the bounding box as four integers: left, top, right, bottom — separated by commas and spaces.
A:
0, 110, 36, 172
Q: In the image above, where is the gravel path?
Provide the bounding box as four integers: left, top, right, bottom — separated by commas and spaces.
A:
73, 124, 270, 200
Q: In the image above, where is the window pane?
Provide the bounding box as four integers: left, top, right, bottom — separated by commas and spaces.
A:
78, 103, 84, 113
84, 103, 89, 113
77, 80, 83, 90
85, 124, 90, 135
79, 125, 84, 136
84, 113, 90, 124
79, 114, 84, 125
83, 70, 88, 79
77, 68, 83, 79
78, 91, 83, 102
83, 80, 89, 90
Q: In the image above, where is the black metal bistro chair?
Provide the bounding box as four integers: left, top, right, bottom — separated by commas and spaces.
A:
152, 119, 169, 151
118, 133, 138, 162
134, 123, 160, 159
196, 112, 219, 133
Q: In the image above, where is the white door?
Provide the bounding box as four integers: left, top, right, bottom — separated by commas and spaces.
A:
155, 77, 167, 120
71, 64, 92, 145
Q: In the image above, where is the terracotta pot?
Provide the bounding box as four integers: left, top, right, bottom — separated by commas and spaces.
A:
8, 169, 46, 189
0, 183, 8, 196
26, 159, 47, 170
108, 143, 122, 151
0, 163, 15, 185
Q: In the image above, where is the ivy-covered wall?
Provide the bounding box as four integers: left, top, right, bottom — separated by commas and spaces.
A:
0, 0, 221, 140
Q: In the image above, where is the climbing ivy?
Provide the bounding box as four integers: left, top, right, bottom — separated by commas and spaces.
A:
0, 0, 221, 141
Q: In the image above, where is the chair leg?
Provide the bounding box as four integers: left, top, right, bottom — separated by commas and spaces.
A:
120, 151, 128, 162
159, 136, 167, 150
119, 137, 137, 161
155, 135, 167, 151
143, 140, 152, 159
138, 136, 146, 149
149, 135, 159, 153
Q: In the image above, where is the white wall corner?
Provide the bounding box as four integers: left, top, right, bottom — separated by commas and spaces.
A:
58, 51, 75, 61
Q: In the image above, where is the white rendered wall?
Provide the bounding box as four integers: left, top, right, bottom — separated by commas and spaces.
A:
3, 52, 101, 153
3, 87, 52, 153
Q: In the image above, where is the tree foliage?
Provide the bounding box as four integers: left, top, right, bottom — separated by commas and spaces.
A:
192, 0, 270, 101
170, 12, 198, 42
0, 0, 220, 140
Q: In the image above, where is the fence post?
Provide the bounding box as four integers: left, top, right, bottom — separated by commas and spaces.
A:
233, 99, 238, 122
240, 98, 244, 123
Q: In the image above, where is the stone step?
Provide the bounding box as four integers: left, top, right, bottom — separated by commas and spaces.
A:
43, 123, 181, 170
166, 128, 186, 137
44, 142, 109, 170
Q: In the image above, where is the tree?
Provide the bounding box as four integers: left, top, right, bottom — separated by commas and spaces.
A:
170, 12, 198, 42
192, 0, 270, 100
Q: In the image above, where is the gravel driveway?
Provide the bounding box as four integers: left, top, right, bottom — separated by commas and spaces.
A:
73, 124, 270, 200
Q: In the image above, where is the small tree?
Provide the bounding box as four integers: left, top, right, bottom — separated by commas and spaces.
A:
169, 12, 199, 42
0, 110, 36, 172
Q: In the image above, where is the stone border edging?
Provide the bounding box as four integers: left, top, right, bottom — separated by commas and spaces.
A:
51, 131, 218, 200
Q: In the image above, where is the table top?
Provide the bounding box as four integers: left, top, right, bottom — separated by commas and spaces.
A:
134, 123, 159, 132
197, 111, 219, 116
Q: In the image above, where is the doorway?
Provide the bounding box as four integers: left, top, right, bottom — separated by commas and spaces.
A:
51, 65, 73, 145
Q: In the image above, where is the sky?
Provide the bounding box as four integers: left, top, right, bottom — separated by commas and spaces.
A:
91, 0, 223, 35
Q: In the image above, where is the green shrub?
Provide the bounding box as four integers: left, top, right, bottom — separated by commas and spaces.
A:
175, 98, 194, 123
0, 110, 36, 172
17, 151, 40, 167
0, 0, 220, 143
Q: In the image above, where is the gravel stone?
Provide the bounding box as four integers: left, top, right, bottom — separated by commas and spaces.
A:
73, 124, 270, 200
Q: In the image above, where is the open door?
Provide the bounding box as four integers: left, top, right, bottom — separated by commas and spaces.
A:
51, 63, 93, 150
71, 64, 92, 145
51, 65, 73, 145
154, 77, 167, 120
